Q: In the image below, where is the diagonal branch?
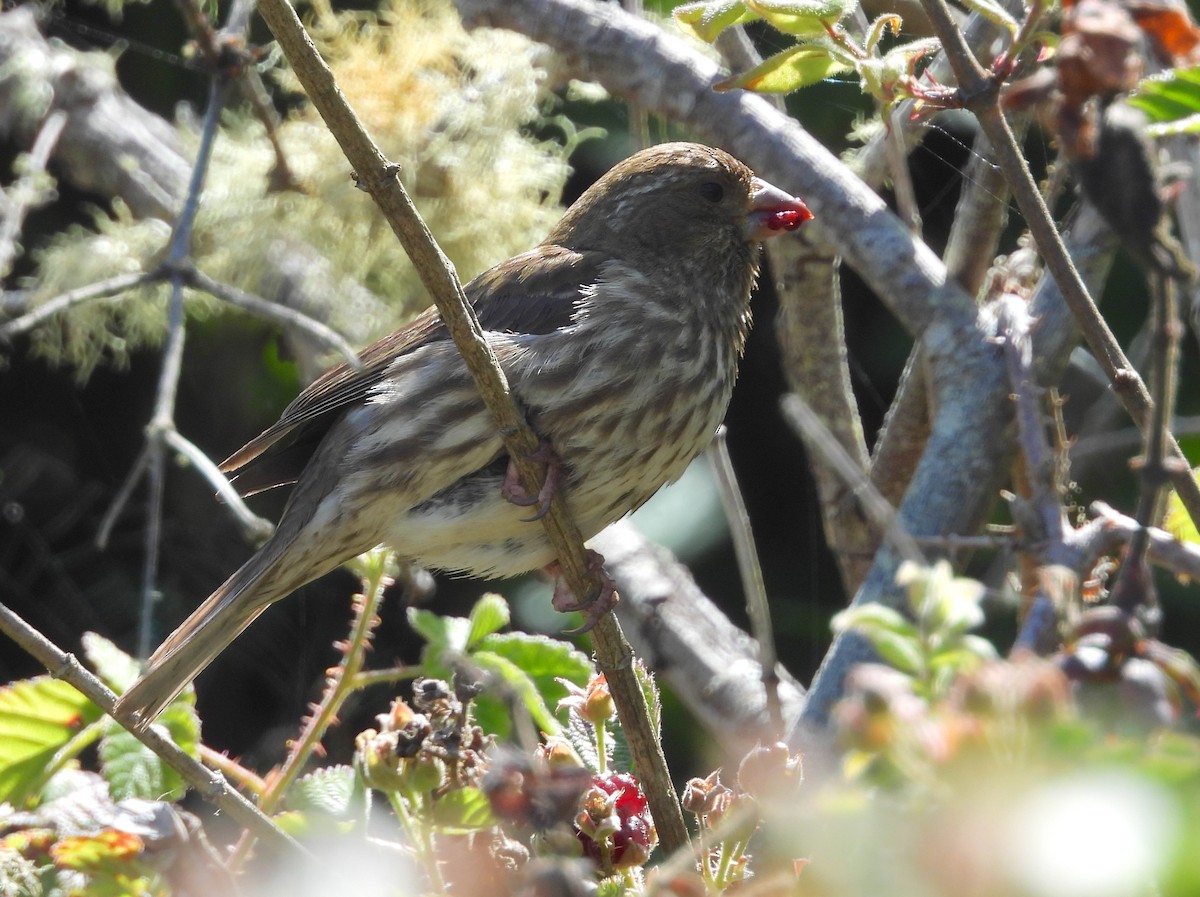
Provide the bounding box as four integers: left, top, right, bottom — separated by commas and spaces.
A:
0, 600, 301, 854
255, 0, 689, 855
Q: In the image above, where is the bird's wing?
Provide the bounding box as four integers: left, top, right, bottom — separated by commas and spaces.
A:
220, 245, 602, 495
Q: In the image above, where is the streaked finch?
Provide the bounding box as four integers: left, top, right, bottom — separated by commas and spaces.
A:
116, 142, 812, 724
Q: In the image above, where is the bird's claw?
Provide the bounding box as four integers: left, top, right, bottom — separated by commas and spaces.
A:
501, 440, 564, 522
548, 551, 619, 632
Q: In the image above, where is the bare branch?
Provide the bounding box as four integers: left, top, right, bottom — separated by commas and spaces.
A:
161, 428, 274, 545
0, 271, 156, 341
184, 267, 362, 370
707, 428, 782, 734
0, 109, 67, 278
1090, 501, 1200, 582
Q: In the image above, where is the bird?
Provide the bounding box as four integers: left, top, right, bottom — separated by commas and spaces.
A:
115, 142, 812, 725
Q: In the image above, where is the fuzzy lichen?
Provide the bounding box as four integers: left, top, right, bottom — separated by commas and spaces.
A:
22, 0, 573, 378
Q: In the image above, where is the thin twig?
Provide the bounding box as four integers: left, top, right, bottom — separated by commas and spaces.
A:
255, 0, 689, 854
96, 444, 152, 551
997, 296, 1071, 653
781, 393, 925, 566
0, 600, 302, 854
1111, 270, 1181, 620
0, 271, 156, 341
0, 109, 67, 278
706, 428, 782, 734
1070, 416, 1200, 463
161, 428, 274, 544
1089, 501, 1200, 581
184, 266, 361, 369
886, 112, 922, 234
132, 75, 236, 658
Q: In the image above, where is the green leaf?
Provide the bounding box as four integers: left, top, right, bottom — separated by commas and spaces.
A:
81, 632, 141, 693
286, 764, 365, 820
673, 0, 760, 42
864, 13, 902, 54
897, 559, 985, 633
467, 593, 511, 648
717, 43, 850, 92
1146, 113, 1200, 137
0, 677, 104, 806
1163, 473, 1200, 548
832, 603, 917, 637
863, 628, 924, 676
99, 701, 199, 802
746, 0, 855, 35
428, 786, 496, 833
609, 661, 661, 774
470, 633, 591, 737
408, 606, 472, 655
954, 0, 1018, 33
1131, 67, 1200, 124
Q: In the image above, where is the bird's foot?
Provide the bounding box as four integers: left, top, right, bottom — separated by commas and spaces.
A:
501, 440, 564, 522
547, 550, 618, 632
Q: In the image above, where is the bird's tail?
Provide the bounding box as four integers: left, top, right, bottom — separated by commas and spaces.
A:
115, 547, 316, 728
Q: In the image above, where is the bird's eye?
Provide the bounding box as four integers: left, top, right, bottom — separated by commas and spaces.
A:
698, 181, 725, 203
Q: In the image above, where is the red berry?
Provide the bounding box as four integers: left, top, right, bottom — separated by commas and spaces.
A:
768, 207, 812, 231
576, 772, 657, 868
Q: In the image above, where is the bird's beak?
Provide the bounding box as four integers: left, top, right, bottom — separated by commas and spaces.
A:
746, 177, 813, 241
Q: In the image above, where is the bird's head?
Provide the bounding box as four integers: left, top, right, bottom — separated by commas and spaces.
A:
546, 143, 811, 259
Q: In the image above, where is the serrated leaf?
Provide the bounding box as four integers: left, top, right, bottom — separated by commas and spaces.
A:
470, 631, 591, 738
286, 764, 364, 821
50, 830, 145, 869
0, 677, 104, 805
99, 702, 199, 802
467, 593, 511, 648
747, 0, 855, 35
673, 0, 759, 42
563, 711, 604, 773
608, 661, 661, 774
81, 632, 141, 693
1145, 111, 1200, 136
718, 43, 849, 92
428, 786, 496, 833
473, 631, 592, 736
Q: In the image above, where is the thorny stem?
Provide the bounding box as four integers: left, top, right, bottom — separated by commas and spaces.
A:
198, 744, 268, 797
917, 0, 1200, 531
255, 0, 689, 855
229, 549, 394, 870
